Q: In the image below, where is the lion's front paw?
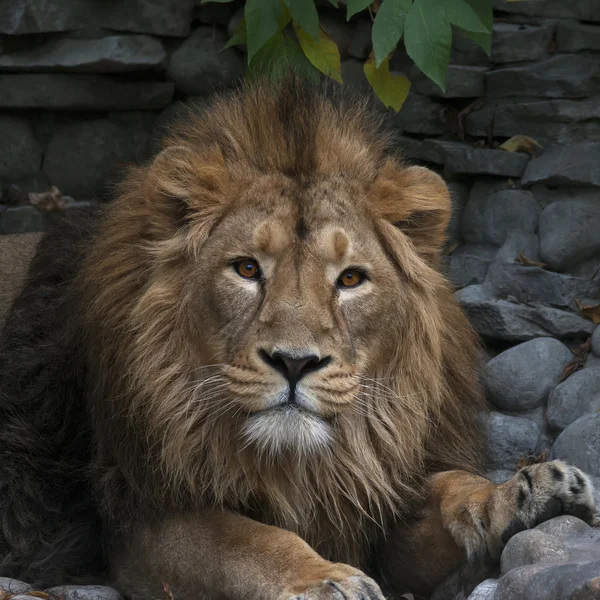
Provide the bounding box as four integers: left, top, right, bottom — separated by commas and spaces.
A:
497, 460, 597, 547
287, 564, 385, 600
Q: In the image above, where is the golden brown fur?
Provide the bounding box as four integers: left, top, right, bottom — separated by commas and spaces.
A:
79, 79, 485, 570
1, 78, 596, 599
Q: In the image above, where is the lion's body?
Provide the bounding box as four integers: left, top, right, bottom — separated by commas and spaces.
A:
0, 79, 595, 599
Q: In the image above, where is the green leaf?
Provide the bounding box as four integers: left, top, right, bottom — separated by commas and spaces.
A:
248, 31, 319, 82
347, 0, 372, 21
404, 0, 451, 92
443, 0, 489, 33
245, 0, 283, 63
285, 0, 320, 40
372, 0, 411, 67
458, 0, 493, 55
364, 57, 411, 111
223, 18, 247, 49
295, 24, 343, 83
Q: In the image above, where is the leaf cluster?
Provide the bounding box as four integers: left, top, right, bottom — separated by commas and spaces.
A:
203, 0, 501, 111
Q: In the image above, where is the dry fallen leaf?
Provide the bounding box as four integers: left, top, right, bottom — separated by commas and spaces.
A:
576, 299, 600, 325
499, 135, 542, 157
28, 185, 67, 212
162, 580, 175, 600
560, 337, 592, 382
515, 251, 547, 268
517, 450, 549, 469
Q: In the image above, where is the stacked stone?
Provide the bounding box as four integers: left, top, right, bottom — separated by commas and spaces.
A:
0, 0, 245, 232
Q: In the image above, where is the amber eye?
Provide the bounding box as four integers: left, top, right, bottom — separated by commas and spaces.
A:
233, 258, 261, 280
337, 269, 367, 289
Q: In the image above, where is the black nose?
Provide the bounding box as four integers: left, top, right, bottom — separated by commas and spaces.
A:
259, 350, 331, 385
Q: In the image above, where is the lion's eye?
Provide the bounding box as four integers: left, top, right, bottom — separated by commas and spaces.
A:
337, 269, 367, 289
233, 258, 262, 280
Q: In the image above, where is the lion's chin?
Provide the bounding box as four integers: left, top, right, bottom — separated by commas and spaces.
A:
242, 406, 332, 457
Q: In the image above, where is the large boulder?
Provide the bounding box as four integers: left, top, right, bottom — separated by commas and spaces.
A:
457, 286, 595, 342
0, 35, 166, 73
551, 413, 600, 477
167, 27, 244, 96
523, 143, 600, 188
482, 412, 540, 471
462, 190, 539, 247
491, 21, 555, 63
538, 199, 600, 271
484, 262, 600, 310
486, 55, 600, 99
0, 74, 173, 110
0, 117, 42, 184
547, 369, 600, 431
484, 338, 572, 411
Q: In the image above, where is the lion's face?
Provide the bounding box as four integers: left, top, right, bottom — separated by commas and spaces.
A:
185, 173, 406, 454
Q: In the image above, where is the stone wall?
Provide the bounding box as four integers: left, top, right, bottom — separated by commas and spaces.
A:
1, 2, 600, 598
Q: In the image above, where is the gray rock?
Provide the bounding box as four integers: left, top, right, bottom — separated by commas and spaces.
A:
551, 413, 600, 477
464, 96, 600, 146
340, 59, 371, 93
523, 143, 600, 188
484, 261, 600, 310
485, 338, 572, 411
538, 199, 600, 271
451, 30, 491, 67
495, 559, 600, 600
0, 35, 166, 73
593, 326, 600, 357
486, 55, 600, 99
0, 74, 173, 110
391, 93, 447, 135
0, 117, 42, 183
348, 19, 372, 60
96, 0, 194, 37
447, 244, 497, 289
410, 65, 486, 98
485, 470, 516, 484
567, 255, 600, 281
501, 530, 569, 574
456, 285, 595, 342
557, 19, 600, 52
0, 0, 88, 34
586, 355, 600, 369
492, 0, 600, 22
547, 369, 600, 431
462, 190, 540, 247
46, 586, 122, 600
446, 181, 470, 247
531, 185, 600, 209
469, 177, 517, 206
194, 0, 236, 26
227, 7, 244, 40
496, 232, 540, 263
440, 142, 530, 178
43, 120, 141, 198
492, 21, 555, 63
0, 578, 32, 594
321, 14, 355, 59
167, 27, 244, 96
483, 411, 540, 471
535, 515, 593, 539
3, 173, 50, 203
467, 579, 498, 600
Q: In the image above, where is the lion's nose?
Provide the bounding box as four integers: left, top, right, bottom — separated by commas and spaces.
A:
259, 350, 331, 386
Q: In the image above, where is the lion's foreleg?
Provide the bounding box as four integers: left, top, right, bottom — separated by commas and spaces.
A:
110, 509, 383, 600
379, 464, 596, 598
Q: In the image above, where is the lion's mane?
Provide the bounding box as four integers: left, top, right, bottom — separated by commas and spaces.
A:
0, 78, 485, 585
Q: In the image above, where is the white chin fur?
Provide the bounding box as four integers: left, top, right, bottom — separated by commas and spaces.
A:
242, 407, 332, 457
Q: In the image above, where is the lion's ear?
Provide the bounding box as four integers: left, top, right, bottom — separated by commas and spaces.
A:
145, 144, 228, 243
371, 161, 451, 259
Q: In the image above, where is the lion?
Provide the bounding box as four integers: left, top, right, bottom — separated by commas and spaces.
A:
0, 78, 596, 600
